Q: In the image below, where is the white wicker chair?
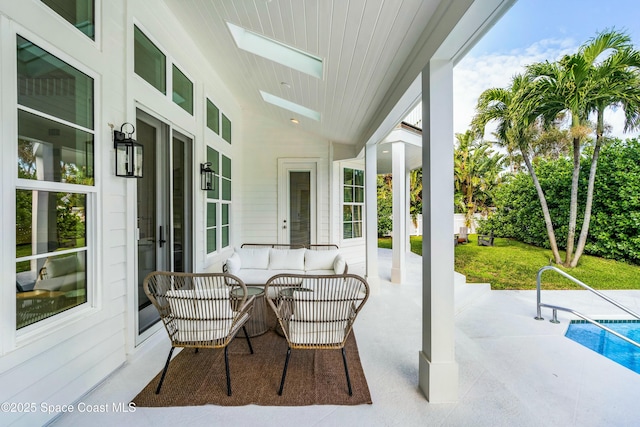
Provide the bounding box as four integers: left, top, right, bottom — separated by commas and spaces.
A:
143, 272, 255, 396
265, 273, 369, 395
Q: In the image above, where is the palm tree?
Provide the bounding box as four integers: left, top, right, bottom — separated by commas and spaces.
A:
473, 74, 565, 264
453, 130, 505, 228
527, 29, 640, 266
409, 168, 422, 229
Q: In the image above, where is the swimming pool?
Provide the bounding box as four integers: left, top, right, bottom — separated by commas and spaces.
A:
565, 320, 640, 374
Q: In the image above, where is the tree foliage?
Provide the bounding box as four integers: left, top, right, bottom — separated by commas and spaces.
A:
474, 28, 640, 267
482, 139, 640, 264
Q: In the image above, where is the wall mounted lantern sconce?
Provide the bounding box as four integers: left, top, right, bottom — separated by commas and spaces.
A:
200, 162, 218, 190
114, 122, 143, 178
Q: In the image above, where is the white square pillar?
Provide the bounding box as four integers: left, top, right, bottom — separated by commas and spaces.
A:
391, 142, 407, 283
364, 143, 379, 291
419, 59, 458, 402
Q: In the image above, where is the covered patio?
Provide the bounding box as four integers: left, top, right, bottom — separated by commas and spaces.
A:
51, 249, 640, 426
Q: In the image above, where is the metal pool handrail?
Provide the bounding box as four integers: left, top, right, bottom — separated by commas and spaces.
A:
535, 265, 640, 350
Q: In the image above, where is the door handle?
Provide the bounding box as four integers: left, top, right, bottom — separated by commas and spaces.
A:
159, 226, 167, 248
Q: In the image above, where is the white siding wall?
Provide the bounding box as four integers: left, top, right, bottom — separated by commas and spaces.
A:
0, 1, 242, 425
236, 110, 332, 250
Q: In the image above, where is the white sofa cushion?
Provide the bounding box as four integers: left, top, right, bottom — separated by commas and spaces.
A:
304, 249, 339, 271
226, 252, 241, 274
236, 269, 303, 285
235, 247, 270, 269
269, 248, 305, 270
333, 255, 347, 274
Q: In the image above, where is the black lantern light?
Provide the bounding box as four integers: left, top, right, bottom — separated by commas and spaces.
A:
114, 122, 143, 178
200, 162, 217, 190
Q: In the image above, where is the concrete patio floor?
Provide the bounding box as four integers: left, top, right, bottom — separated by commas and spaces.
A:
49, 249, 640, 427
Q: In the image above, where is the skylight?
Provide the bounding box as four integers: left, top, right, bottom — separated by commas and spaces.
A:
226, 22, 323, 79
260, 91, 321, 121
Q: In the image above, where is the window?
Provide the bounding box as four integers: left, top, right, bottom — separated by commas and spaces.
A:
205, 147, 219, 254
42, 0, 95, 40
134, 26, 166, 94
172, 65, 193, 114
206, 201, 217, 254
205, 147, 231, 253
221, 113, 232, 144
221, 155, 232, 248
206, 99, 220, 134
343, 168, 364, 239
16, 36, 94, 329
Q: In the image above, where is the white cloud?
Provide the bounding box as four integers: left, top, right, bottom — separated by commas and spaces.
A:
453, 38, 640, 141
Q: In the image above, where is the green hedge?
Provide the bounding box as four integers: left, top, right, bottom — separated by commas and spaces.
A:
480, 139, 640, 264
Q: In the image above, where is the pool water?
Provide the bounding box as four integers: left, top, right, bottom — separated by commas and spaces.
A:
565, 320, 640, 374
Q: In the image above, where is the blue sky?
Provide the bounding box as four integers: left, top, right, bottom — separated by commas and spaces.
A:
453, 0, 640, 139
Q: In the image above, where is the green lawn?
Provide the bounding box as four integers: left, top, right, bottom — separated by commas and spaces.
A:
379, 234, 640, 290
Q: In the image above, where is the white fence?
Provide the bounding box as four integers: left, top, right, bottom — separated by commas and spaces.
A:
408, 213, 481, 236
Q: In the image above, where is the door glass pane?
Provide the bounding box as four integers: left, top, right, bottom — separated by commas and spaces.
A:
290, 172, 310, 247
41, 0, 95, 40
134, 26, 166, 94
18, 110, 94, 184
172, 135, 191, 272
172, 65, 193, 115
136, 118, 158, 334
17, 35, 94, 129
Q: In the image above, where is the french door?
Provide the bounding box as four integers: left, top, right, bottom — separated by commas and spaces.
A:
135, 109, 193, 339
278, 159, 317, 246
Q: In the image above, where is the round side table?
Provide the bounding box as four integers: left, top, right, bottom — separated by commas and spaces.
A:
231, 286, 268, 337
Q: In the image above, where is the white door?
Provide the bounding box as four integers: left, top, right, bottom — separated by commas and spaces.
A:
278, 160, 317, 246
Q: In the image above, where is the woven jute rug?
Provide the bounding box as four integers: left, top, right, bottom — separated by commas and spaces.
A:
133, 328, 372, 407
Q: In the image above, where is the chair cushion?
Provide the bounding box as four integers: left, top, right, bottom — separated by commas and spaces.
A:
304, 249, 339, 271
292, 292, 353, 322
165, 288, 233, 320
165, 287, 239, 342
269, 248, 305, 270
173, 319, 232, 342
44, 254, 78, 278
235, 247, 270, 269
289, 320, 347, 345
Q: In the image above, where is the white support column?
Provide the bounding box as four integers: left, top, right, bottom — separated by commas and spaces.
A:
364, 143, 379, 291
391, 142, 406, 283
418, 59, 458, 402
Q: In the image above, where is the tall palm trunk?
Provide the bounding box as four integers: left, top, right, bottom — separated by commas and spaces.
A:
571, 110, 605, 267
565, 121, 582, 266
522, 153, 563, 264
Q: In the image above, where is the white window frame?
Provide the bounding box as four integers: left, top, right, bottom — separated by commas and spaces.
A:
341, 165, 365, 242
4, 25, 100, 346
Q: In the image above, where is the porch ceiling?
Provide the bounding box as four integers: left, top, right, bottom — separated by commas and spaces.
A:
162, 0, 443, 145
